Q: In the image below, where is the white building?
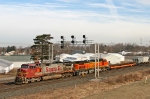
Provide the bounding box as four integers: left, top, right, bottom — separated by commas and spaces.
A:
90, 53, 125, 64
0, 58, 14, 74
55, 53, 95, 62
118, 51, 132, 55
54, 54, 70, 62
5, 51, 15, 56
0, 55, 31, 69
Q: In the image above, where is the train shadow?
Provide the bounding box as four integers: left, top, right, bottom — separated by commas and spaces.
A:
1, 81, 15, 85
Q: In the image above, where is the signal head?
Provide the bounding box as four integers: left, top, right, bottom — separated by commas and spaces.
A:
61, 36, 64, 39
71, 35, 74, 38
71, 40, 74, 44
83, 35, 86, 38
83, 40, 86, 43
61, 41, 64, 43
61, 45, 64, 49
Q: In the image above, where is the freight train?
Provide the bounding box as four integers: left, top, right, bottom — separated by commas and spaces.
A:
14, 58, 141, 84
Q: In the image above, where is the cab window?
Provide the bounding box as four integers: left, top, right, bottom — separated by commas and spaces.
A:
30, 66, 36, 69
46, 63, 50, 66
21, 65, 29, 68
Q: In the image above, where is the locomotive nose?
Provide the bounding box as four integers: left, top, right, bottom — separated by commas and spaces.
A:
17, 68, 27, 72
17, 68, 27, 76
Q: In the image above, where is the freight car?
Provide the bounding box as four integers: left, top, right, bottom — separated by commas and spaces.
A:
110, 62, 136, 69
14, 58, 137, 84
132, 56, 149, 64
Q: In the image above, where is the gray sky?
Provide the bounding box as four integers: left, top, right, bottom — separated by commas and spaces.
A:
0, 0, 150, 47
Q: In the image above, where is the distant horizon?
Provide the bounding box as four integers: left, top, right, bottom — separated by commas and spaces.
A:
0, 42, 149, 48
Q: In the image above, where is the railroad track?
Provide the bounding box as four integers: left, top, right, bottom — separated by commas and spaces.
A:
0, 64, 150, 99
0, 73, 94, 93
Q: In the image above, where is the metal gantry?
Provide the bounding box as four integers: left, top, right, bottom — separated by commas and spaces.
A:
59, 35, 94, 49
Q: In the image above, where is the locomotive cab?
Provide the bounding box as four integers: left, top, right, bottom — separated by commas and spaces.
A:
14, 63, 42, 84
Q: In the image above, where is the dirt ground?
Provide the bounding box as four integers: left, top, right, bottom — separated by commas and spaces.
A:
5, 69, 150, 99
0, 68, 17, 78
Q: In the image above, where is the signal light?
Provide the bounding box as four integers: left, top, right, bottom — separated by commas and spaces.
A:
61, 36, 63, 38
71, 35, 75, 44
61, 36, 64, 39
71, 35, 74, 38
83, 40, 86, 43
83, 35, 86, 38
71, 40, 74, 44
61, 41, 64, 43
61, 45, 64, 49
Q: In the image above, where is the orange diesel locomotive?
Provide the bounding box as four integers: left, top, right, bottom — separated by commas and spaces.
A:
73, 59, 110, 75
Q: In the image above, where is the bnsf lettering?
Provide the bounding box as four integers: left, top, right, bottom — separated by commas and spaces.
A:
46, 66, 62, 72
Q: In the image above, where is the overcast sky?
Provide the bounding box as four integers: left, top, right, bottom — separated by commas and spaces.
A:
0, 0, 150, 47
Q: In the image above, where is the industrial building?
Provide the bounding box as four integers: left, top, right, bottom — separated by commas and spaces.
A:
0, 58, 14, 74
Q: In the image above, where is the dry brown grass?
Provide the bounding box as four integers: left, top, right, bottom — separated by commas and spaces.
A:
85, 77, 150, 99
0, 68, 17, 78
105, 70, 150, 86
7, 69, 150, 99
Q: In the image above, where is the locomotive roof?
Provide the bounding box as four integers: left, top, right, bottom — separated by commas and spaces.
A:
22, 63, 37, 66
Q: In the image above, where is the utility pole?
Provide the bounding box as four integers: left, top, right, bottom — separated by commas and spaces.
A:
95, 43, 100, 79
49, 44, 53, 63
140, 37, 143, 52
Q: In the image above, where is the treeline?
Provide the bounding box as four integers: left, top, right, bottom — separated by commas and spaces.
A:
53, 43, 150, 56
5, 46, 16, 52
0, 43, 149, 56
0, 46, 30, 55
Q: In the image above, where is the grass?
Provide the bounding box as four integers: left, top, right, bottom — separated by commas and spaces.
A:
84, 71, 150, 99
7, 69, 150, 99
85, 78, 150, 99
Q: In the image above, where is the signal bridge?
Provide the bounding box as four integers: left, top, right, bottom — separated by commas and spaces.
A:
59, 35, 94, 49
